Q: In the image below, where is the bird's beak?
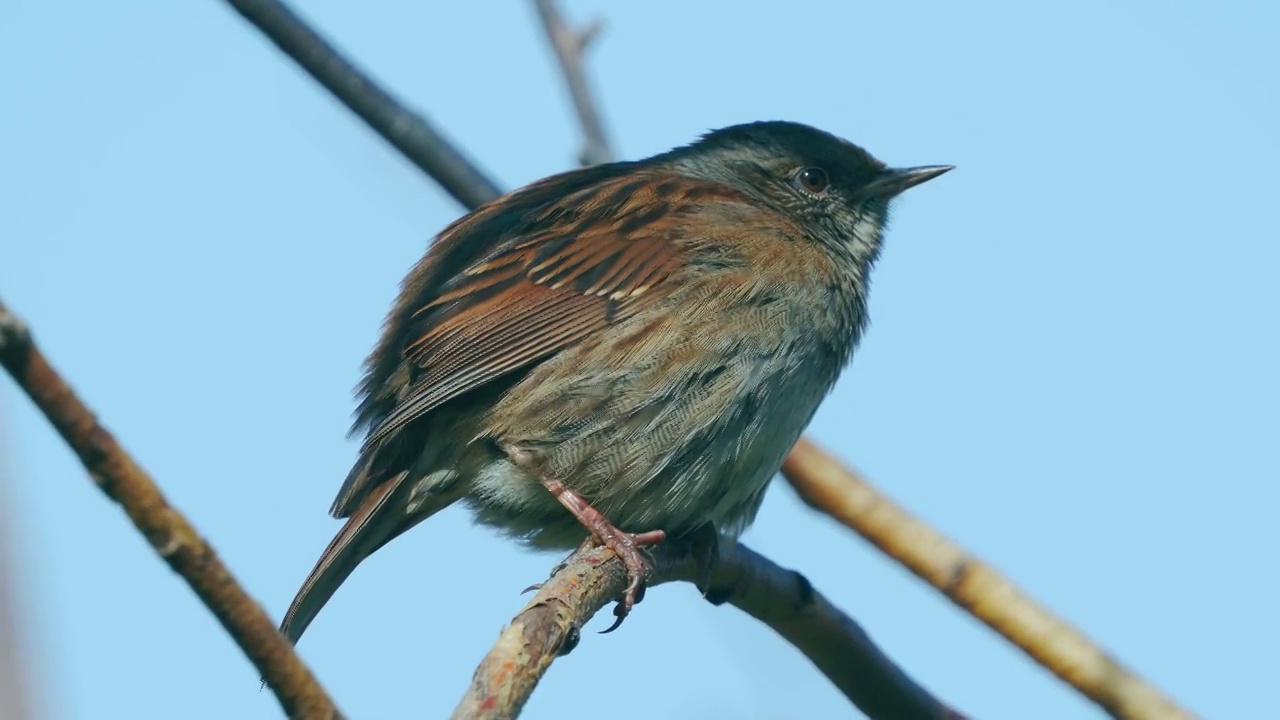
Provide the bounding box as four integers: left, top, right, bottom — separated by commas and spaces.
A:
863, 165, 954, 199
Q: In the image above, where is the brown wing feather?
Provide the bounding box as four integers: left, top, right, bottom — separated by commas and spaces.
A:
331, 170, 745, 516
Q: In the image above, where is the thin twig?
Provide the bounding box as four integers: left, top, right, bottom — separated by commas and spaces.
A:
0, 299, 343, 720
782, 437, 1197, 720
453, 539, 965, 720
221, 0, 503, 210
531, 0, 614, 166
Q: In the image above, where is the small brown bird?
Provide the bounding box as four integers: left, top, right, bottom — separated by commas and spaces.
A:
280, 121, 950, 642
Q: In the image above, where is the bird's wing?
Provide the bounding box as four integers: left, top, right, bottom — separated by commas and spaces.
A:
330, 171, 747, 517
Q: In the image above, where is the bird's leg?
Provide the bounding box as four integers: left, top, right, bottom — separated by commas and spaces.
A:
503, 444, 665, 632
542, 475, 665, 632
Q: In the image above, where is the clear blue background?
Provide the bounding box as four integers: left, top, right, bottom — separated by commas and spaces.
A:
2, 1, 1276, 718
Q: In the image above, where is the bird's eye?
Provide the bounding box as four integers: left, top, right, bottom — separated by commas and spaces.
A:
796, 167, 830, 194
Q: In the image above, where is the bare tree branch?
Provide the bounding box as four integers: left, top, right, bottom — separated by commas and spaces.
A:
782, 437, 1197, 720
453, 538, 965, 720
222, 0, 503, 210
532, 0, 614, 166
0, 300, 343, 720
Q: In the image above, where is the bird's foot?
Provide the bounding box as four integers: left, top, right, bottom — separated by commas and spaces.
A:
581, 526, 666, 633
503, 443, 667, 632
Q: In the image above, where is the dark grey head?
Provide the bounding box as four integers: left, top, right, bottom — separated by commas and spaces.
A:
653, 120, 951, 270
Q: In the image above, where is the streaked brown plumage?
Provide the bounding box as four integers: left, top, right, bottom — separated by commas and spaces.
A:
280, 121, 950, 644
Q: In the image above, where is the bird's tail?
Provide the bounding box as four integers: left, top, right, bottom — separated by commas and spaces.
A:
277, 472, 448, 646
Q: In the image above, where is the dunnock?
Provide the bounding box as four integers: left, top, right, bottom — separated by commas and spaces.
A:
280, 120, 950, 642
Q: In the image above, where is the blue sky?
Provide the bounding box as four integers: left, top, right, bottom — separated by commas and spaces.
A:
2, 1, 1276, 718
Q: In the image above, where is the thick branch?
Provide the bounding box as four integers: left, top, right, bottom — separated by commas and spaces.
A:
222, 0, 503, 210
782, 438, 1196, 720
0, 300, 342, 720
453, 539, 964, 720
532, 0, 614, 166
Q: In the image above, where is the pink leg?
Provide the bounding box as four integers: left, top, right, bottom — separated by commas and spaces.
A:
504, 444, 665, 631
542, 475, 665, 632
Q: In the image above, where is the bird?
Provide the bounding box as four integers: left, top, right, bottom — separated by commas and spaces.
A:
279, 120, 951, 644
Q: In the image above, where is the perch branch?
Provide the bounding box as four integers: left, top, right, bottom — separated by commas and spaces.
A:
532, 0, 614, 166
453, 538, 965, 720
782, 437, 1196, 720
0, 299, 342, 720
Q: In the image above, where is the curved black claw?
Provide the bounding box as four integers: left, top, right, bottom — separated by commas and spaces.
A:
596, 563, 645, 630
601, 602, 628, 634
597, 529, 665, 633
